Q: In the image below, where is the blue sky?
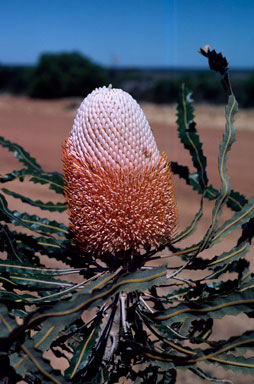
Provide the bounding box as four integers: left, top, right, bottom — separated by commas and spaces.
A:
1, 0, 254, 68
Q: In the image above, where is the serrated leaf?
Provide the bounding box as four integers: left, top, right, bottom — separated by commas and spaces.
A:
15, 231, 66, 256
0, 259, 76, 277
206, 353, 254, 375
0, 168, 65, 194
0, 304, 18, 338
11, 308, 30, 319
65, 319, 102, 379
157, 369, 177, 384
204, 184, 247, 212
0, 136, 42, 170
160, 285, 189, 303
0, 290, 36, 303
210, 197, 254, 247
209, 330, 254, 356
0, 223, 23, 262
2, 188, 66, 212
89, 366, 109, 384
0, 192, 68, 236
238, 217, 254, 245
227, 190, 248, 213
172, 162, 247, 213
177, 84, 208, 190
170, 161, 190, 183
1, 228, 63, 266
199, 47, 229, 75
155, 288, 254, 324
206, 241, 250, 273
127, 340, 176, 369
189, 366, 233, 383
4, 273, 73, 290
199, 95, 238, 252
13, 231, 91, 269
9, 351, 29, 378
6, 266, 167, 343
10, 339, 65, 383
172, 194, 204, 244
33, 322, 63, 352
0, 260, 81, 299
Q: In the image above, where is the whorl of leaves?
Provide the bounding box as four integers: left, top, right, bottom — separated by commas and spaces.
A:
0, 47, 254, 383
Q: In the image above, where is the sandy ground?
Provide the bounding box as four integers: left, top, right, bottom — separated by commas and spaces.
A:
1, 95, 254, 383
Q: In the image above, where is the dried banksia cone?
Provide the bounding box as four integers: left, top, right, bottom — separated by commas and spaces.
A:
63, 86, 177, 257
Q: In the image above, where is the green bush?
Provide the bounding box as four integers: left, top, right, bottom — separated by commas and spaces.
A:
152, 78, 179, 103
0, 65, 32, 94
28, 52, 109, 98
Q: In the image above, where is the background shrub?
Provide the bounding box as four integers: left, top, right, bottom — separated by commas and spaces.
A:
28, 52, 109, 98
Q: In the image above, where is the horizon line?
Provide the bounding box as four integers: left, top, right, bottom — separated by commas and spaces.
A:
1, 61, 254, 72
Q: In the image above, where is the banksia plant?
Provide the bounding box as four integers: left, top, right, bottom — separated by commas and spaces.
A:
63, 86, 177, 261
1, 47, 254, 384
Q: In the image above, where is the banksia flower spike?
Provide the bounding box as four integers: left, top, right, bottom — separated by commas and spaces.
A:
63, 85, 177, 259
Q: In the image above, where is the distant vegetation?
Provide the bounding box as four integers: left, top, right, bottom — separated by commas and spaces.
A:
0, 52, 109, 99
28, 52, 109, 98
0, 51, 254, 107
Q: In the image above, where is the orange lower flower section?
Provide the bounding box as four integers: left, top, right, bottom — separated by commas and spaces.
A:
63, 138, 177, 256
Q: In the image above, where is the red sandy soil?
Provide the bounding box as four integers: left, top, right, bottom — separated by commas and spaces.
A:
1, 95, 254, 383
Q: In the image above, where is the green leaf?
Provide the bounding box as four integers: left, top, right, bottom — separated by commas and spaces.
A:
206, 353, 254, 375
0, 290, 35, 303
207, 242, 250, 272
199, 95, 238, 252
13, 231, 91, 270
157, 370, 177, 384
7, 266, 166, 340
9, 352, 29, 378
210, 197, 254, 247
176, 84, 208, 190
65, 320, 102, 379
1, 273, 72, 290
159, 285, 189, 304
0, 223, 24, 262
0, 259, 76, 277
209, 330, 254, 356
172, 194, 204, 244
0, 304, 18, 338
11, 231, 91, 270
227, 190, 248, 213
89, 366, 109, 384
0, 192, 68, 236
10, 339, 65, 383
189, 366, 233, 383
0, 136, 42, 170
171, 162, 247, 213
0, 168, 65, 195
15, 231, 66, 256
2, 188, 66, 212
170, 161, 190, 183
154, 288, 254, 325
33, 322, 65, 352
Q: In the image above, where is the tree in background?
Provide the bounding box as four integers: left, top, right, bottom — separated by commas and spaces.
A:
28, 52, 109, 99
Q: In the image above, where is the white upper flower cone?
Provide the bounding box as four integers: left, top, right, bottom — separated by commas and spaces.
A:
70, 85, 160, 171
